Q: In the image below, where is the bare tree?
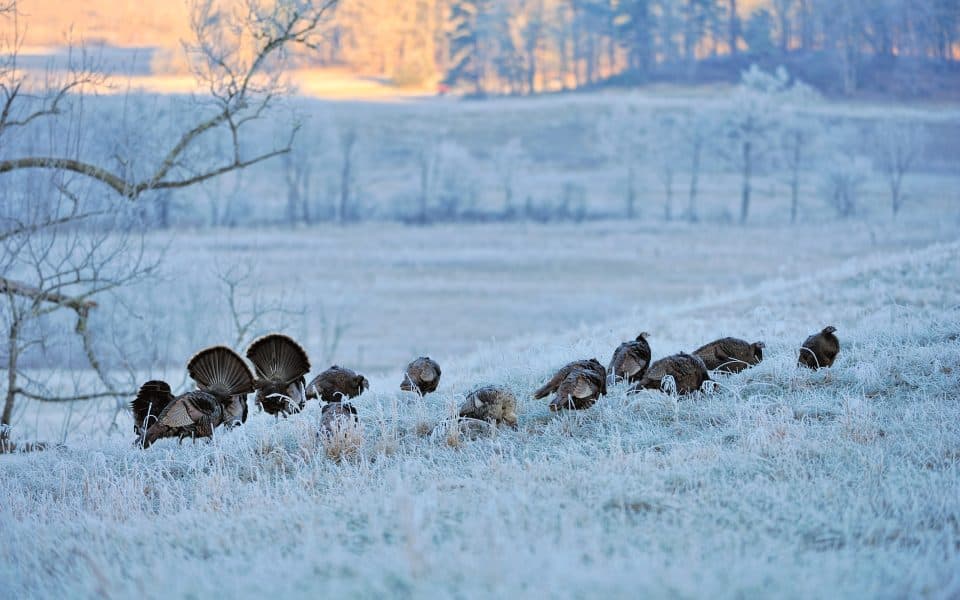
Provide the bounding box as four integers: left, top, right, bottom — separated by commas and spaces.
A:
283, 149, 313, 224
821, 154, 872, 219
681, 112, 718, 223
721, 66, 801, 225
776, 83, 822, 224
218, 264, 303, 349
599, 99, 648, 220
872, 120, 927, 217
650, 113, 683, 223
0, 0, 338, 200
1, 187, 155, 438
0, 0, 338, 442
337, 125, 358, 224
494, 138, 526, 218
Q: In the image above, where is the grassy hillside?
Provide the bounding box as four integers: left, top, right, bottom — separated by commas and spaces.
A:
2, 239, 958, 598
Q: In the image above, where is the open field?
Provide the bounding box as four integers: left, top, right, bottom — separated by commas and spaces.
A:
2, 236, 959, 598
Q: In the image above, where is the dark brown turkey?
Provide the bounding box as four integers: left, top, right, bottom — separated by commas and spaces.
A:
306, 366, 369, 403
798, 326, 840, 370
319, 402, 359, 436
132, 346, 255, 448
246, 333, 311, 416
459, 385, 518, 427
608, 332, 652, 383
693, 337, 764, 374
400, 357, 442, 395
534, 358, 607, 411
633, 353, 710, 395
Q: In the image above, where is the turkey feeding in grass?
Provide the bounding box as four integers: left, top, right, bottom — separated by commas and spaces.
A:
132, 346, 255, 448
798, 326, 840, 370
320, 402, 360, 436
633, 353, 710, 396
693, 337, 764, 374
459, 385, 518, 428
534, 358, 607, 411
246, 333, 311, 416
608, 332, 652, 383
306, 366, 370, 403
401, 356, 442, 396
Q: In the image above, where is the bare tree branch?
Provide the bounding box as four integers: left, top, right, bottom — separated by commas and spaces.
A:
0, 275, 98, 315
12, 389, 133, 403
0, 0, 338, 201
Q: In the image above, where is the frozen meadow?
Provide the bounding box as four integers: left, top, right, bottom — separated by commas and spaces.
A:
2, 68, 960, 599
2, 231, 958, 598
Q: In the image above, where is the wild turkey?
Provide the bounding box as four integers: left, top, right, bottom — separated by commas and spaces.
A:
306, 366, 369, 403
693, 337, 764, 374
222, 394, 249, 427
634, 353, 710, 395
459, 385, 518, 427
246, 333, 311, 416
135, 346, 255, 448
798, 326, 840, 370
400, 357, 442, 396
319, 402, 359, 436
132, 380, 175, 437
534, 359, 607, 411
608, 332, 652, 383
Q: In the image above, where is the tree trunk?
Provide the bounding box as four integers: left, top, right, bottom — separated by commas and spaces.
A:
2, 317, 20, 427
418, 150, 430, 225
688, 139, 702, 223
799, 0, 813, 51
729, 0, 741, 56
790, 138, 801, 224
891, 175, 902, 217
339, 135, 356, 225
664, 170, 674, 222
740, 140, 752, 225
790, 171, 799, 224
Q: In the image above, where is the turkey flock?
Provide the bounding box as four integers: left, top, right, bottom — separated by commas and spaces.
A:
131, 326, 841, 449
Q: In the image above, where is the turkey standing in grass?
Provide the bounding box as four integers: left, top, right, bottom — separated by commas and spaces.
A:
608, 333, 652, 383
459, 385, 518, 427
534, 359, 608, 411
401, 357, 442, 395
246, 334, 311, 416
798, 326, 840, 370
633, 353, 710, 395
133, 346, 255, 448
320, 402, 359, 436
306, 365, 369, 403
693, 337, 764, 374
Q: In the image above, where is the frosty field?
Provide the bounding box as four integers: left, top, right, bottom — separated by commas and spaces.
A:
2, 232, 958, 598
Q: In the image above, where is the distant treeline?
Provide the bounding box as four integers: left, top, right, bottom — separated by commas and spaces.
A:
317, 0, 960, 98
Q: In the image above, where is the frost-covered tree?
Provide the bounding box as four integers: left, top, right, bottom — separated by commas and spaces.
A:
775, 83, 822, 224
819, 126, 873, 219
679, 111, 719, 223
0, 0, 339, 437
649, 113, 684, 222
336, 125, 359, 224
493, 138, 527, 217
778, 113, 820, 224
599, 98, 649, 220
871, 120, 927, 218
721, 66, 813, 225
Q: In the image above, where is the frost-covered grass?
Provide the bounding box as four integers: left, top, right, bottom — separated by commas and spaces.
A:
2, 240, 959, 598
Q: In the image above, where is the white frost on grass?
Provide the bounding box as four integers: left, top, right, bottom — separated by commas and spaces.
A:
2, 241, 959, 598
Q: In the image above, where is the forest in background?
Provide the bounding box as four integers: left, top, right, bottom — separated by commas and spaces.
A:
18, 0, 960, 98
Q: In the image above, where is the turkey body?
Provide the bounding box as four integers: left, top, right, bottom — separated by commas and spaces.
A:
634, 353, 710, 395
798, 326, 840, 370
693, 337, 764, 373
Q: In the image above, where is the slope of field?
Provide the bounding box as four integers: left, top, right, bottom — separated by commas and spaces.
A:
2, 240, 958, 598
